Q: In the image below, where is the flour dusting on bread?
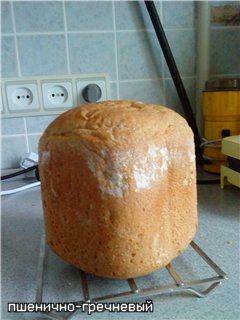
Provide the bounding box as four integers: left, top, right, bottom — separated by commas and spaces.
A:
133, 145, 169, 191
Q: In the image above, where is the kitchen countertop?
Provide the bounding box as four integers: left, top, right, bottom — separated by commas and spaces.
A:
1, 176, 240, 320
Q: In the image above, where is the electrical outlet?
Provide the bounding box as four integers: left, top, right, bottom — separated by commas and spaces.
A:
76, 78, 108, 105
6, 82, 39, 113
1, 74, 110, 118
42, 81, 74, 109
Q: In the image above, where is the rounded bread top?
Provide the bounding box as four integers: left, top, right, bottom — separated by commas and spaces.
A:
40, 100, 191, 147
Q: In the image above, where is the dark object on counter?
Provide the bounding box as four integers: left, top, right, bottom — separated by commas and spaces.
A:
228, 156, 240, 173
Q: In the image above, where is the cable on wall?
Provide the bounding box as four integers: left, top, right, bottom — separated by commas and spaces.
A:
144, 1, 203, 163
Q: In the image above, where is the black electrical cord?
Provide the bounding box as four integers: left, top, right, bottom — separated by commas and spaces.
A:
197, 178, 220, 184
144, 1, 203, 163
144, 1, 222, 185
1, 165, 39, 181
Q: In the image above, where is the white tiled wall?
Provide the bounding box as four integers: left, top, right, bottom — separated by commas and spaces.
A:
1, 1, 239, 169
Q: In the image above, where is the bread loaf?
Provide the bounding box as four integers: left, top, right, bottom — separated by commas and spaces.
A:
39, 100, 197, 279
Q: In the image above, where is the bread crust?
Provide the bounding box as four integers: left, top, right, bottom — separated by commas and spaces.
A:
39, 100, 198, 279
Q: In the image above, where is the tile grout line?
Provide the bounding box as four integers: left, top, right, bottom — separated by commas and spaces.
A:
105, 76, 197, 83
26, 132, 42, 136
112, 1, 120, 99
0, 132, 42, 138
1, 30, 114, 36
1, 26, 211, 37
119, 78, 162, 83
0, 134, 26, 138
10, 1, 21, 77
10, 1, 29, 153
23, 118, 30, 153
62, 0, 71, 75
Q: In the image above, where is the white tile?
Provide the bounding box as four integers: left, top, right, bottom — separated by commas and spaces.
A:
26, 115, 57, 134
115, 1, 157, 30
117, 31, 163, 80
163, 1, 196, 29
14, 1, 64, 32
68, 33, 116, 80
1, 118, 25, 135
1, 36, 18, 77
164, 30, 196, 77
110, 83, 118, 100
66, 1, 113, 31
17, 35, 67, 76
1, 136, 27, 168
1, 1, 13, 33
28, 134, 42, 154
119, 79, 165, 105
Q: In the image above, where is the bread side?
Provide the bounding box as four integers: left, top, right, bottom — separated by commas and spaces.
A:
39, 100, 197, 278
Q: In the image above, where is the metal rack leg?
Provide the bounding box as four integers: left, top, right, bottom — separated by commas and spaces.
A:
36, 232, 47, 303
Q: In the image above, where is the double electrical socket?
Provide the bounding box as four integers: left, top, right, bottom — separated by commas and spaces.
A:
1, 74, 111, 118
42, 81, 73, 109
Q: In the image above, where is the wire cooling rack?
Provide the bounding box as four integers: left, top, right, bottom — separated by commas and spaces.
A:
35, 233, 227, 320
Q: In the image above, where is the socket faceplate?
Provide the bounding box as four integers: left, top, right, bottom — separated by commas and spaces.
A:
42, 81, 73, 110
6, 82, 40, 113
1, 74, 111, 118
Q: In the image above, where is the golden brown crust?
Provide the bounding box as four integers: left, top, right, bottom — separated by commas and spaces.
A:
39, 100, 197, 279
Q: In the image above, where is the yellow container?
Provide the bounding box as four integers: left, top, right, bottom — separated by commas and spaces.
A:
202, 83, 240, 173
